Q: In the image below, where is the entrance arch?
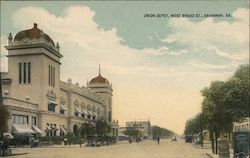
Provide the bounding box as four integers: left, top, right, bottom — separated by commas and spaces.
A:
73, 124, 79, 136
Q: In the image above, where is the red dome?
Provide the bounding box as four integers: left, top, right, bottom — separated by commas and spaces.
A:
89, 75, 109, 84
14, 23, 55, 46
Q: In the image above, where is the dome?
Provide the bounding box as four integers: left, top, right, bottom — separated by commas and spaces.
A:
89, 75, 109, 84
89, 65, 109, 84
13, 23, 55, 46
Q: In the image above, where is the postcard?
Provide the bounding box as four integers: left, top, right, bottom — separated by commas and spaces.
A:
0, 1, 249, 158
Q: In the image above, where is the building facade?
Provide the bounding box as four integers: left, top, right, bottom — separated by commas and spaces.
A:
1, 23, 118, 137
233, 117, 250, 132
125, 120, 151, 138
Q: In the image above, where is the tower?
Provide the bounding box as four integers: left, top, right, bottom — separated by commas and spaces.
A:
5, 23, 63, 131
88, 65, 113, 123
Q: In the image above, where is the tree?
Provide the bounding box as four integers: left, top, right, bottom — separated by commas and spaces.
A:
0, 72, 10, 140
200, 64, 250, 154
152, 126, 174, 139
201, 81, 231, 154
96, 120, 111, 136
123, 128, 141, 138
80, 122, 96, 138
224, 65, 250, 122
184, 113, 205, 145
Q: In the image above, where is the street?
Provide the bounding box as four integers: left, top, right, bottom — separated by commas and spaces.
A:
9, 139, 211, 158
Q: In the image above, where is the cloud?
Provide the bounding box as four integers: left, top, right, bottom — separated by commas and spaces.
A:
163, 8, 249, 64
11, 6, 144, 80
3, 6, 247, 79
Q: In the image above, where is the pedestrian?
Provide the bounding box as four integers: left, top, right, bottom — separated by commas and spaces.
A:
63, 138, 67, 146
129, 137, 132, 144
157, 136, 160, 144
79, 139, 84, 148
29, 136, 35, 148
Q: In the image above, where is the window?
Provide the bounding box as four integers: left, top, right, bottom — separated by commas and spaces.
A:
60, 109, 65, 115
19, 63, 22, 84
48, 103, 56, 112
32, 116, 37, 126
75, 112, 79, 117
49, 65, 55, 87
28, 62, 31, 83
23, 62, 26, 83
52, 67, 55, 87
18, 62, 31, 84
12, 114, 28, 124
51, 67, 53, 87
49, 66, 51, 86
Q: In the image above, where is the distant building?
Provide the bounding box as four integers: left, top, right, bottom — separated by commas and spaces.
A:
1, 23, 118, 137
125, 120, 151, 138
233, 117, 250, 132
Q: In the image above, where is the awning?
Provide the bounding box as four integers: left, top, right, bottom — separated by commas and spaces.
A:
3, 133, 14, 139
87, 110, 94, 116
32, 126, 42, 134
49, 100, 58, 105
81, 109, 88, 115
75, 107, 82, 113
12, 124, 35, 134
92, 112, 98, 117
60, 105, 67, 111
60, 127, 67, 133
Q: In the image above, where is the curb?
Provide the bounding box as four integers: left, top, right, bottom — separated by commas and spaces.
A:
205, 153, 214, 158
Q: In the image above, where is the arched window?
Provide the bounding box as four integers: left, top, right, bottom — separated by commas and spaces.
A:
48, 103, 56, 112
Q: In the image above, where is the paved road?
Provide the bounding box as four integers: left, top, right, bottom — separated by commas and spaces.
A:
10, 139, 210, 158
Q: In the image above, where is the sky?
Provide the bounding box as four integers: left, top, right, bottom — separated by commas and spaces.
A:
0, 1, 249, 134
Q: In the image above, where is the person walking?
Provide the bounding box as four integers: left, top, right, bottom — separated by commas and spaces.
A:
157, 136, 160, 144
129, 136, 132, 144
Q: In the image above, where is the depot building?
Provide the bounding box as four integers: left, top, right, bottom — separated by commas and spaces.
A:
1, 23, 118, 137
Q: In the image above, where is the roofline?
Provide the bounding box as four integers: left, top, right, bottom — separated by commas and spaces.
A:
5, 43, 63, 58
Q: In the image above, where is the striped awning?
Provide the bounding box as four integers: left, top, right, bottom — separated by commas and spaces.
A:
12, 124, 35, 134
49, 100, 58, 105
87, 110, 94, 116
60, 127, 67, 133
60, 105, 67, 111
75, 107, 82, 113
3, 133, 14, 139
32, 126, 42, 134
81, 109, 88, 115
92, 112, 98, 117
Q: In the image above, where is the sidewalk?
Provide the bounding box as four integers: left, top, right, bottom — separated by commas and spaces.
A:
193, 144, 234, 158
